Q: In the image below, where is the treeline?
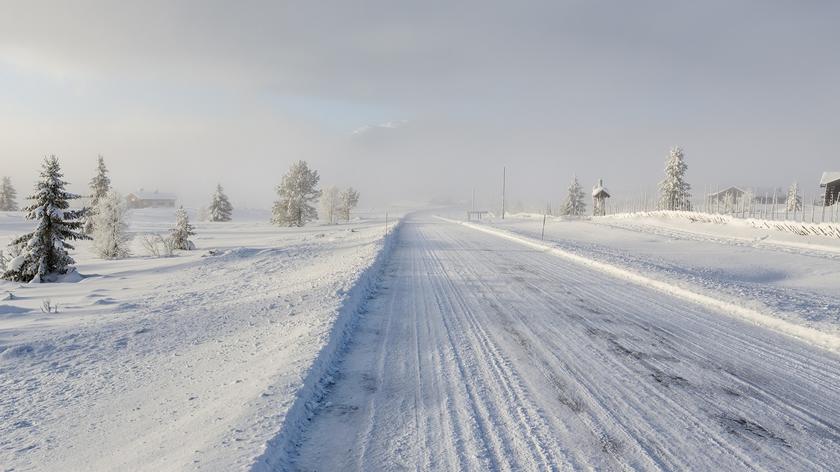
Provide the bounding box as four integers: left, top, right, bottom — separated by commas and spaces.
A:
1, 156, 361, 283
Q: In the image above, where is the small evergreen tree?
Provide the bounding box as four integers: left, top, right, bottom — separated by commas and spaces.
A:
271, 160, 321, 227
2, 156, 89, 282
659, 146, 692, 211
208, 183, 233, 222
84, 155, 111, 234
170, 206, 196, 250
321, 186, 340, 224
338, 187, 360, 222
561, 176, 586, 216
786, 182, 802, 213
92, 191, 132, 259
0, 176, 18, 211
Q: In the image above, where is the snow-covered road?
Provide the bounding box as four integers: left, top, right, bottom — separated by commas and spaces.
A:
291, 214, 840, 471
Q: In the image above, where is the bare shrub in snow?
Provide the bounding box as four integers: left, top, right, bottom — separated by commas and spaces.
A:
321, 186, 339, 224
2, 156, 90, 283
658, 146, 692, 211
141, 234, 175, 257
339, 187, 360, 222
170, 206, 196, 250
272, 160, 321, 227
41, 299, 59, 313
92, 191, 132, 259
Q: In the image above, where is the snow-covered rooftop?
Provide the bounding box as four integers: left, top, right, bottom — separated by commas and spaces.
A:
592, 179, 610, 197
707, 186, 746, 197
127, 190, 177, 200
820, 172, 840, 186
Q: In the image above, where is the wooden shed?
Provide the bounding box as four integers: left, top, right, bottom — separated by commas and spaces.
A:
821, 172, 840, 205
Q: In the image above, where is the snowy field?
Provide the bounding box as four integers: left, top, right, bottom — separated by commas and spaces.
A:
4, 208, 840, 471
0, 208, 398, 471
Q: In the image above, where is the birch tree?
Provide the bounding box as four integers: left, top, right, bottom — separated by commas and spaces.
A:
271, 160, 321, 227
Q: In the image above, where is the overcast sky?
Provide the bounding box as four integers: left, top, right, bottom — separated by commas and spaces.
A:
1, 1, 838, 210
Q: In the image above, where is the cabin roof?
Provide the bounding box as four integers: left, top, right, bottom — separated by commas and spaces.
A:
127, 191, 177, 201
820, 172, 840, 186
707, 186, 746, 197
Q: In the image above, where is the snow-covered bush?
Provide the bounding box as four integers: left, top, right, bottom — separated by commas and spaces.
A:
92, 191, 132, 259
272, 160, 321, 227
659, 146, 692, 211
787, 182, 802, 213
208, 183, 233, 222
339, 187, 360, 222
2, 156, 89, 283
84, 155, 111, 234
170, 206, 196, 250
561, 176, 586, 216
0, 176, 17, 211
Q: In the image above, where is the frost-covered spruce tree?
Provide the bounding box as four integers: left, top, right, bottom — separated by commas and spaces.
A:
271, 160, 321, 227
659, 146, 692, 211
92, 191, 131, 259
786, 182, 802, 213
321, 185, 339, 224
170, 206, 196, 250
561, 176, 586, 216
208, 183, 233, 222
84, 155, 111, 234
338, 187, 360, 222
2, 156, 89, 282
0, 176, 18, 211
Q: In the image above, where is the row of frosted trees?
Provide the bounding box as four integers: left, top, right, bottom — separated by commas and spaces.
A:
557, 146, 692, 217
0, 157, 360, 283
558, 146, 829, 221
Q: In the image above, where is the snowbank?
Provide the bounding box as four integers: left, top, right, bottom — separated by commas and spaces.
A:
250, 219, 403, 471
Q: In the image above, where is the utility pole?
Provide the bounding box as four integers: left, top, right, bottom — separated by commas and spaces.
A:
472, 188, 475, 212
501, 166, 506, 219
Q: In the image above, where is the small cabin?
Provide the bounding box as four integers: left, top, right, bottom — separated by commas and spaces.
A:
707, 186, 747, 204
126, 190, 177, 209
821, 172, 840, 205
592, 179, 610, 216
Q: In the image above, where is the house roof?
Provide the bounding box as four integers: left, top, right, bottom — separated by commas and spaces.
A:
820, 172, 840, 186
127, 191, 177, 200
707, 186, 746, 197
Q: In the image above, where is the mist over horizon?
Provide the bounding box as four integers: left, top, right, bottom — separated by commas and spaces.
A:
2, 1, 839, 212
